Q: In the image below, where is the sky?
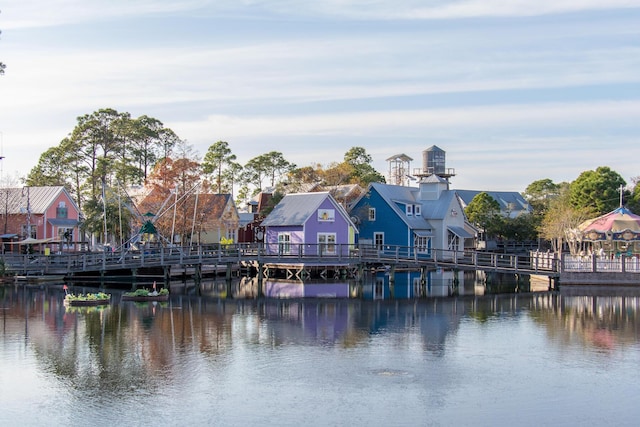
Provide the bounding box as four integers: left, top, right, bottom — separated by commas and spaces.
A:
0, 0, 639, 192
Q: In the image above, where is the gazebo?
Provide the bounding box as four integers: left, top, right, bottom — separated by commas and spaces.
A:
578, 207, 640, 256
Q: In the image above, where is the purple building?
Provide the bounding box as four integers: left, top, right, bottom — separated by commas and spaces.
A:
260, 192, 358, 256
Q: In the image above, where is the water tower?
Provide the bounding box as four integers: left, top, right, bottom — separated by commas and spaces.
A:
414, 145, 455, 181
386, 153, 413, 186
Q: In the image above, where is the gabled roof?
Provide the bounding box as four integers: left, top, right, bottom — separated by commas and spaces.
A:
2, 186, 78, 215
362, 182, 466, 230
261, 192, 330, 226
456, 190, 531, 215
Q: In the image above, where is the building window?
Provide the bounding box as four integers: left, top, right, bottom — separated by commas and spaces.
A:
414, 205, 421, 216
368, 208, 376, 221
318, 233, 336, 255
406, 204, 413, 216
22, 225, 36, 239
374, 232, 384, 250
58, 227, 74, 242
278, 233, 291, 254
414, 234, 430, 253
448, 230, 460, 251
57, 201, 68, 219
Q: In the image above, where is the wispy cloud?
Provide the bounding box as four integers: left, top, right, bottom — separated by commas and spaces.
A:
5, 0, 640, 30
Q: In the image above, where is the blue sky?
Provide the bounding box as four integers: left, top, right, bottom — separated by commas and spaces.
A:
1, 0, 639, 192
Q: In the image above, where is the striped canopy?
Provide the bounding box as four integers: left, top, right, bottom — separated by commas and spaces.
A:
579, 207, 640, 241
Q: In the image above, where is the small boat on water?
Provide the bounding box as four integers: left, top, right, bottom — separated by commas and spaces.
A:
121, 292, 170, 302
64, 292, 111, 306
122, 284, 169, 302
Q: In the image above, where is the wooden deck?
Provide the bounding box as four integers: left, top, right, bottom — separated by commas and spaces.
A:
2, 244, 562, 281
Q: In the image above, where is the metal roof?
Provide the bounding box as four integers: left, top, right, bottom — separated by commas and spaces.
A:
1, 186, 72, 215
261, 192, 330, 226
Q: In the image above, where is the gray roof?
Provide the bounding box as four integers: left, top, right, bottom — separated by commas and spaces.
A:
261, 192, 331, 226
368, 182, 462, 230
261, 191, 357, 229
1, 186, 77, 215
455, 190, 531, 214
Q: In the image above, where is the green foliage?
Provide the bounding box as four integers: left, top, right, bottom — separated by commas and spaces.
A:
500, 215, 539, 241
65, 292, 111, 301
627, 182, 640, 213
569, 166, 626, 214
202, 141, 237, 194
465, 192, 502, 240
465, 192, 500, 225
540, 186, 595, 253
27, 108, 178, 213
344, 146, 385, 185
243, 151, 295, 191
124, 288, 169, 297
81, 190, 134, 242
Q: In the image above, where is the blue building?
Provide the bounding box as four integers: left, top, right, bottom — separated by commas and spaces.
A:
349, 175, 476, 259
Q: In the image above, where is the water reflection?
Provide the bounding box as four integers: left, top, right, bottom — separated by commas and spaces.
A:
2, 283, 640, 425
189, 269, 541, 300
3, 285, 639, 360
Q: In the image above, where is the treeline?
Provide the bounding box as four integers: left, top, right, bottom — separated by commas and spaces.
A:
25, 108, 385, 243
466, 168, 640, 253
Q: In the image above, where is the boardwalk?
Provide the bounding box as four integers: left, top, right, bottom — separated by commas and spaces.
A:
2, 244, 562, 279
3, 245, 559, 276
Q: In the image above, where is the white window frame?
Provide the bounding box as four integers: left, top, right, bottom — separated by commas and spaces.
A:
406, 204, 413, 216
318, 233, 337, 255
447, 230, 460, 251
368, 208, 376, 221
414, 205, 421, 216
278, 233, 291, 254
414, 234, 430, 253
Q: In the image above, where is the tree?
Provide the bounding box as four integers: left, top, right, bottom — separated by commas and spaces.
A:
626, 176, 640, 213
243, 151, 294, 194
540, 186, 594, 254
523, 179, 559, 211
465, 192, 502, 246
202, 141, 236, 193
140, 140, 203, 245
344, 146, 385, 185
569, 166, 626, 215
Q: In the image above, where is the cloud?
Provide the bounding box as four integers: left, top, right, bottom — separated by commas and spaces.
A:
172, 100, 640, 139
5, 0, 640, 31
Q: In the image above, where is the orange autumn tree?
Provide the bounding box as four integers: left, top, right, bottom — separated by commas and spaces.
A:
139, 156, 206, 246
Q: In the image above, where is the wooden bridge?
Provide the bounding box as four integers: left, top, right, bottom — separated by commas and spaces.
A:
2, 243, 561, 282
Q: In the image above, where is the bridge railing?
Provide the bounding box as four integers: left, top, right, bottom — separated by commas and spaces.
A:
2, 243, 564, 276
561, 253, 640, 273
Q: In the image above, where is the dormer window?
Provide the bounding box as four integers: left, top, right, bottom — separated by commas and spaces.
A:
406, 204, 413, 216
415, 205, 421, 216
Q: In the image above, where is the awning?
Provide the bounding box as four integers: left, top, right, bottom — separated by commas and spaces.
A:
0, 233, 18, 239
448, 226, 475, 239
413, 230, 433, 237
48, 218, 79, 227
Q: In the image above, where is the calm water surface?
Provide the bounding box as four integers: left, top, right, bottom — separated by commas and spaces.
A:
1, 281, 640, 426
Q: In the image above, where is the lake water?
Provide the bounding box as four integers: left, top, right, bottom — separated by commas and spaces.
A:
1, 277, 640, 426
